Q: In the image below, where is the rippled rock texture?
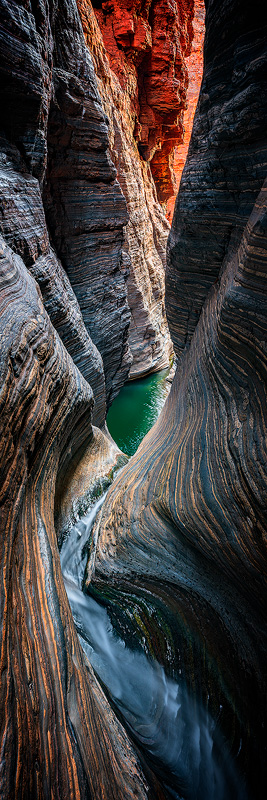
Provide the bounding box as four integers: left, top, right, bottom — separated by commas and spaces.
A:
88, 2, 267, 797
166, 0, 267, 356
89, 177, 267, 800
77, 0, 175, 377
0, 236, 165, 800
1, 0, 267, 798
0, 0, 132, 418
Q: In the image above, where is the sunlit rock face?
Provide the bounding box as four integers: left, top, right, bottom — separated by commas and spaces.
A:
77, 0, 175, 378
166, 0, 205, 222
88, 0, 194, 200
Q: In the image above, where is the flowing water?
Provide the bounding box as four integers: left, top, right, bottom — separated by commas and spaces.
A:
107, 369, 170, 456
60, 499, 247, 800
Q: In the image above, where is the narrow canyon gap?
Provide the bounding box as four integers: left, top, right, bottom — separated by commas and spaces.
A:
0, 1, 266, 800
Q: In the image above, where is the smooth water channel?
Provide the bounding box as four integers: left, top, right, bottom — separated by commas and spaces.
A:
60, 498, 247, 800
107, 368, 170, 456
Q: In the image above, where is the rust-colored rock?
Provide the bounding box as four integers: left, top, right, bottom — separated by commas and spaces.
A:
90, 0, 194, 202
78, 0, 174, 377
0, 235, 155, 800
166, 0, 205, 221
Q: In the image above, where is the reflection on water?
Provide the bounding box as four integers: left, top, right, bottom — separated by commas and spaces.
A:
107, 369, 170, 456
60, 500, 247, 800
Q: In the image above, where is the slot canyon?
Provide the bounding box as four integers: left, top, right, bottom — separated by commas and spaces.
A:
0, 1, 266, 799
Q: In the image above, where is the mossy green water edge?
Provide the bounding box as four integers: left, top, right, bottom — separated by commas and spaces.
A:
107, 368, 170, 457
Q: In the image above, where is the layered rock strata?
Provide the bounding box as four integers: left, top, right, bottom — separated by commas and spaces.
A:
166, 0, 267, 356
166, 0, 205, 221
0, 235, 166, 800
89, 177, 267, 800
87, 2, 267, 796
0, 0, 132, 418
77, 0, 174, 377
0, 140, 106, 427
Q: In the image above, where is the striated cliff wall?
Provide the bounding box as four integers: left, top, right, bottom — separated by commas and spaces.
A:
0, 235, 165, 800
166, 0, 267, 357
89, 1, 267, 797
77, 0, 176, 377
0, 0, 266, 798
166, 0, 205, 221
0, 0, 132, 419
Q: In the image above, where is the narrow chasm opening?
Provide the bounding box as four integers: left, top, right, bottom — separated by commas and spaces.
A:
106, 1, 206, 457
166, 0, 206, 222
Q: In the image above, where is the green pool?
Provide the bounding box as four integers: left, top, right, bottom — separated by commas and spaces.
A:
107, 369, 170, 457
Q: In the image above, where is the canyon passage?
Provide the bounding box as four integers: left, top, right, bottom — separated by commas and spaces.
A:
0, 1, 266, 800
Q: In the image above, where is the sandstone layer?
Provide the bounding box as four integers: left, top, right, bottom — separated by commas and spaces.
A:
89, 0, 194, 200
78, 0, 175, 377
1, 0, 266, 798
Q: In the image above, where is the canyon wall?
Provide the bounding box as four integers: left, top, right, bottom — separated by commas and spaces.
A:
0, 1, 166, 796
0, 0, 132, 420
0, 0, 266, 798
0, 235, 166, 800
89, 1, 267, 797
77, 0, 188, 376
166, 0, 267, 356
166, 0, 205, 221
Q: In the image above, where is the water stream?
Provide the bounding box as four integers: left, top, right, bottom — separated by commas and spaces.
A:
60, 499, 247, 800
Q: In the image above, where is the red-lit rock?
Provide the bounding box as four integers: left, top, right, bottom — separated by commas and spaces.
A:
91, 0, 194, 201
166, 0, 205, 220
78, 0, 174, 377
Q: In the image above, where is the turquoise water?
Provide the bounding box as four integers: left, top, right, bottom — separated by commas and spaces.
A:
107, 369, 170, 456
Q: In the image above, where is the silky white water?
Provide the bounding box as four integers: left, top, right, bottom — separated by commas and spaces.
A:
60, 499, 247, 800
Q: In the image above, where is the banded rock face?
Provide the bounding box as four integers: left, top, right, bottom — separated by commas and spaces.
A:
88, 0, 194, 201
166, 0, 205, 222
166, 0, 267, 356
88, 179, 267, 800
0, 235, 165, 800
43, 0, 132, 408
0, 138, 106, 427
87, 1, 267, 795
0, 0, 132, 417
77, 0, 174, 378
